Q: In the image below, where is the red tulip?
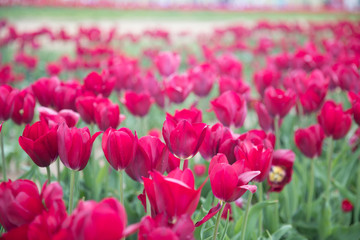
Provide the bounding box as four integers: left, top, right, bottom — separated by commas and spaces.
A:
263, 87, 296, 118
31, 76, 60, 107
218, 76, 250, 99
267, 149, 295, 192
126, 136, 168, 182
19, 121, 58, 167
210, 91, 247, 128
294, 124, 324, 158
167, 107, 202, 123
75, 94, 97, 124
317, 100, 352, 140
102, 127, 138, 170
142, 168, 204, 220
348, 92, 360, 125
53, 81, 82, 111
0, 85, 14, 121
46, 62, 62, 76
94, 98, 121, 131
9, 89, 36, 125
165, 74, 192, 104
209, 153, 259, 202
341, 199, 354, 212
39, 107, 79, 128
218, 137, 239, 165
155, 51, 180, 77
188, 63, 215, 97
57, 123, 100, 171
148, 128, 161, 138
254, 101, 274, 132
199, 123, 233, 160
61, 198, 127, 240
83, 71, 115, 98
253, 67, 281, 96
162, 116, 207, 159
122, 91, 153, 117
336, 63, 360, 92
194, 164, 206, 177
216, 53, 242, 78
138, 214, 194, 240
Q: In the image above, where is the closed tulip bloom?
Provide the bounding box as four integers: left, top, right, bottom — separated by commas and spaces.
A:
199, 123, 233, 160
267, 149, 295, 192
317, 100, 352, 140
209, 154, 259, 202
0, 85, 15, 121
294, 124, 325, 158
216, 53, 242, 78
57, 123, 101, 171
62, 198, 127, 240
83, 70, 115, 98
126, 136, 168, 182
188, 63, 215, 97
31, 76, 60, 107
122, 91, 153, 117
253, 67, 281, 96
94, 98, 121, 131
155, 51, 181, 77
75, 94, 97, 124
341, 199, 354, 213
167, 107, 202, 123
102, 127, 138, 170
53, 81, 82, 111
143, 168, 204, 220
254, 101, 274, 132
162, 116, 207, 159
19, 121, 58, 167
348, 92, 360, 125
210, 90, 247, 128
263, 87, 296, 118
165, 74, 192, 104
9, 89, 36, 125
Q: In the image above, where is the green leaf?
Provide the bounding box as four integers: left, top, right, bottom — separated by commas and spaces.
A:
271, 225, 292, 240
328, 223, 360, 240
318, 200, 332, 239
332, 179, 356, 204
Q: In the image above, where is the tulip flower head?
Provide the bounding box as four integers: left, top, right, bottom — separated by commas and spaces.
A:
294, 124, 325, 158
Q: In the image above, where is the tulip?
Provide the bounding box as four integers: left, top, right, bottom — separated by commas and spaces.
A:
218, 137, 239, 165
348, 92, 360, 126
194, 164, 206, 177
122, 91, 153, 117
9, 89, 36, 125
167, 107, 202, 123
253, 67, 281, 96
46, 62, 62, 76
165, 74, 192, 104
294, 124, 325, 158
39, 107, 79, 128
216, 53, 242, 78
142, 168, 204, 220
0, 85, 14, 121
138, 214, 195, 240
19, 120, 58, 168
218, 76, 250, 99
61, 198, 128, 240
336, 63, 360, 93
188, 63, 215, 97
210, 90, 247, 128
75, 94, 97, 124
254, 101, 274, 132
94, 98, 121, 131
83, 70, 115, 98
341, 199, 354, 213
199, 123, 233, 160
267, 149, 295, 192
31, 76, 60, 107
53, 81, 82, 111
162, 116, 207, 160
317, 100, 352, 140
155, 51, 180, 77
125, 136, 168, 182
263, 87, 296, 119
57, 123, 100, 171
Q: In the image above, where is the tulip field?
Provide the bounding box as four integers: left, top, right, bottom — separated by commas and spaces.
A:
0, 7, 360, 240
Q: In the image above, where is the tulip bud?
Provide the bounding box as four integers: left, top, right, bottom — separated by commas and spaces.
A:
263, 87, 296, 118
122, 91, 153, 117
294, 124, 325, 158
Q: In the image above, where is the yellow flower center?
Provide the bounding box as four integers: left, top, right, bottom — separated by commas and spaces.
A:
269, 166, 286, 183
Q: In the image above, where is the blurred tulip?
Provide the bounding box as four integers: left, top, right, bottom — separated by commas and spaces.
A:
155, 51, 180, 77
19, 121, 58, 167
210, 90, 247, 128
75, 94, 97, 124
317, 100, 352, 140
254, 101, 274, 132
57, 123, 100, 171
46, 62, 62, 76
83, 71, 115, 98
348, 92, 360, 126
194, 164, 206, 177
39, 107, 79, 128
267, 149, 295, 192
218, 76, 250, 99
165, 74, 192, 104
9, 89, 36, 125
188, 63, 215, 97
122, 91, 153, 117
263, 87, 296, 118
102, 127, 137, 170
94, 98, 121, 131
31, 76, 60, 107
341, 199, 354, 212
53, 81, 82, 111
126, 136, 168, 182
294, 124, 325, 158
0, 85, 15, 121
253, 67, 281, 96
167, 107, 202, 123
216, 53, 242, 78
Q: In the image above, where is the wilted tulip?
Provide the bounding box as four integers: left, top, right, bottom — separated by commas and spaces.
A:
317, 100, 352, 140
142, 168, 204, 220
126, 136, 168, 182
94, 98, 121, 131
199, 123, 233, 160
122, 91, 153, 117
19, 121, 58, 167
267, 149, 295, 192
162, 115, 207, 159
294, 124, 325, 158
57, 123, 100, 171
263, 87, 296, 119
210, 90, 247, 128
102, 127, 138, 170
155, 51, 181, 77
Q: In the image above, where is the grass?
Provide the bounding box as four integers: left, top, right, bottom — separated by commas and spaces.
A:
0, 6, 359, 21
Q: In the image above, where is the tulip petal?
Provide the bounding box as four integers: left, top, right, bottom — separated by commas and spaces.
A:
195, 202, 223, 227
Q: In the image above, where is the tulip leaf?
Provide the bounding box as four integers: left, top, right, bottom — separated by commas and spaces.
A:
269, 225, 292, 240
327, 223, 360, 240
17, 164, 37, 180
318, 199, 332, 239
332, 179, 356, 204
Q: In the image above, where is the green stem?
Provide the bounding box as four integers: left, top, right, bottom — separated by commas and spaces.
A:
141, 116, 148, 136
213, 202, 226, 240
57, 158, 60, 182
69, 170, 76, 214
306, 159, 315, 222
241, 192, 253, 240
46, 166, 51, 184
325, 138, 334, 201
355, 162, 360, 223
146, 192, 151, 216
180, 159, 184, 170
119, 170, 124, 205
258, 182, 263, 235
0, 131, 7, 181
274, 115, 280, 149
272, 193, 279, 232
